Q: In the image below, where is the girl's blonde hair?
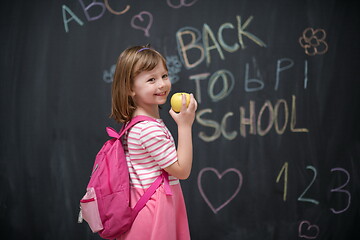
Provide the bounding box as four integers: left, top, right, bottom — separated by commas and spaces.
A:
110, 45, 168, 123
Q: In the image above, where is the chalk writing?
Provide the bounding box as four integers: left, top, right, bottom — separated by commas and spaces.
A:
131, 11, 153, 37
198, 167, 243, 214
299, 28, 328, 56
218, 23, 239, 52
245, 57, 264, 92
196, 109, 221, 142
237, 16, 267, 49
187, 59, 308, 103
298, 166, 319, 205
62, 5, 84, 33
207, 70, 235, 102
304, 60, 308, 89
203, 23, 225, 65
166, 0, 199, 9
78, 0, 106, 21
104, 0, 130, 15
176, 15, 266, 69
62, 1, 133, 33
276, 162, 288, 202
275, 58, 294, 90
298, 220, 320, 239
191, 69, 236, 102
274, 99, 289, 134
276, 163, 351, 214
330, 168, 351, 214
176, 26, 204, 69
56, 0, 358, 237
189, 73, 210, 103
196, 95, 308, 142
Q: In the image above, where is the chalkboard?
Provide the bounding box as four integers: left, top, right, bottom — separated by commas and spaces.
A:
1, 0, 359, 239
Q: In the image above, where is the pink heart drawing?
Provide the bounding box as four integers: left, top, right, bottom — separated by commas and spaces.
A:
298, 220, 320, 239
130, 11, 153, 37
197, 167, 243, 214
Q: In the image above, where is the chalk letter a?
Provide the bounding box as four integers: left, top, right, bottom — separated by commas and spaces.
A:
203, 23, 225, 66
62, 5, 84, 33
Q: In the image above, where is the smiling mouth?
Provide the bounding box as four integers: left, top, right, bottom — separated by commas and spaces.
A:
155, 91, 167, 96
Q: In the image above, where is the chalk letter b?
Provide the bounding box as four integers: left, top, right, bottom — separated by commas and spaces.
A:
176, 27, 205, 69
78, 0, 106, 21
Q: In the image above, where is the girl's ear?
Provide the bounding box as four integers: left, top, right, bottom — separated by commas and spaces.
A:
130, 89, 136, 97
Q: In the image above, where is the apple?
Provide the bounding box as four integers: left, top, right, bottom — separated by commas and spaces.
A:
170, 92, 190, 112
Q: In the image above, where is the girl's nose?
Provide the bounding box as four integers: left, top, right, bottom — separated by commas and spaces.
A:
157, 79, 165, 88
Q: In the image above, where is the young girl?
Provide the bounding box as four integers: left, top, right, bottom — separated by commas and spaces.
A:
110, 45, 197, 240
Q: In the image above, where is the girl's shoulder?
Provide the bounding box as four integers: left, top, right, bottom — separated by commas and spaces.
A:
132, 119, 172, 140
135, 118, 164, 128
130, 119, 165, 133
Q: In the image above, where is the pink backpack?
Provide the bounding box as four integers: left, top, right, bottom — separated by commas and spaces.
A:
78, 115, 172, 239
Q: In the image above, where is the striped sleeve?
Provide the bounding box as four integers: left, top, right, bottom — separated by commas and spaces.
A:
138, 121, 178, 169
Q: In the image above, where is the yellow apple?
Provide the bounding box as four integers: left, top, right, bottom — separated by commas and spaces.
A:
170, 92, 190, 112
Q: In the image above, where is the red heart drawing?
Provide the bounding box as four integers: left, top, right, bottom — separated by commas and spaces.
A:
197, 167, 243, 214
130, 11, 153, 37
298, 220, 320, 239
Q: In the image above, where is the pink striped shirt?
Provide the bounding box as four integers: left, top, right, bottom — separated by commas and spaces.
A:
123, 119, 179, 188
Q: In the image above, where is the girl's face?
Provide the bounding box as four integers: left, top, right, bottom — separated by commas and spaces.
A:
131, 62, 171, 111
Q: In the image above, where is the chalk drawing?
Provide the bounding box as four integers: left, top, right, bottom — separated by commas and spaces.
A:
298, 220, 320, 239
166, 55, 182, 84
198, 167, 243, 214
299, 28, 328, 56
131, 11, 153, 37
166, 0, 199, 9
103, 64, 116, 83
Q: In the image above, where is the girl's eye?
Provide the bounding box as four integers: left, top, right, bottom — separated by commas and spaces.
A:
147, 78, 155, 82
162, 74, 168, 79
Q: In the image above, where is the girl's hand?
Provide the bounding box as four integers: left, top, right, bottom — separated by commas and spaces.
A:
169, 93, 197, 127
166, 93, 197, 179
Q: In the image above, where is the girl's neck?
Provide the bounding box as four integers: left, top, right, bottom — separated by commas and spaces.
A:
133, 106, 160, 119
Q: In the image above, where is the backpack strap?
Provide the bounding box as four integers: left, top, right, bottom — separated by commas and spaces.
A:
132, 171, 172, 218
106, 115, 157, 139
120, 115, 157, 137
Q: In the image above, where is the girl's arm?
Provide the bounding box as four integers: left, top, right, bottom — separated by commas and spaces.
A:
165, 94, 197, 179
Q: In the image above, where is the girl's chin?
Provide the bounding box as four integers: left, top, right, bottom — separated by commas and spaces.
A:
158, 99, 168, 105
156, 94, 168, 101
153, 94, 169, 104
